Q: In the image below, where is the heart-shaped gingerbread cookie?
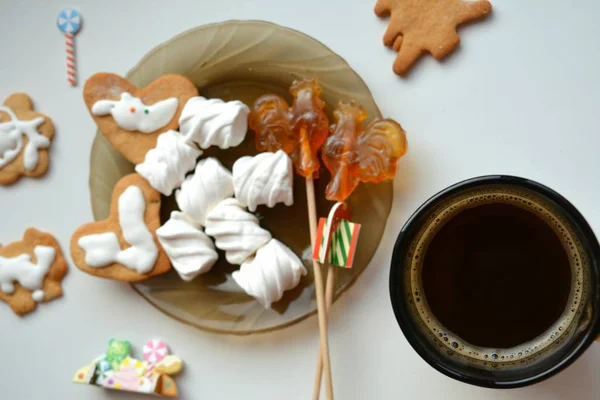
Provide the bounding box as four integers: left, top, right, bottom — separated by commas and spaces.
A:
0, 93, 54, 185
70, 173, 170, 282
83, 73, 198, 165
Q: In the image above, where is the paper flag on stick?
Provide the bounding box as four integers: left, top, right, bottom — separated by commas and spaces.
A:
313, 202, 361, 268
73, 338, 182, 398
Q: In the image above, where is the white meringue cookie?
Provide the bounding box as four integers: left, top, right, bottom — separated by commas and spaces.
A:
232, 239, 307, 309
175, 157, 234, 227
204, 198, 271, 265
232, 150, 294, 212
135, 130, 201, 196
156, 211, 218, 281
179, 97, 250, 149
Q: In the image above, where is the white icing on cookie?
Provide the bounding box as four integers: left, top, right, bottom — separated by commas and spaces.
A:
175, 157, 234, 226
232, 239, 306, 309
31, 289, 45, 302
204, 198, 272, 265
0, 245, 56, 302
233, 150, 294, 212
91, 92, 178, 133
156, 211, 218, 281
78, 185, 158, 274
0, 106, 49, 171
179, 97, 249, 149
135, 130, 201, 196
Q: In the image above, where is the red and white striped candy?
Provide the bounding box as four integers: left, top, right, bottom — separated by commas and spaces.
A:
65, 34, 76, 86
143, 339, 168, 364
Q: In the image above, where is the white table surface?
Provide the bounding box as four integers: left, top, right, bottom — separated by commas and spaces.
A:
2, 0, 600, 399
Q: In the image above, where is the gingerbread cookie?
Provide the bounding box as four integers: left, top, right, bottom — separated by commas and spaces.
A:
70, 173, 170, 282
374, 0, 492, 76
83, 73, 198, 164
0, 228, 68, 316
0, 93, 54, 185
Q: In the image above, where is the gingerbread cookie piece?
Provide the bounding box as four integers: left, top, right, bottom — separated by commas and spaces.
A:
0, 93, 54, 185
70, 173, 170, 282
0, 228, 68, 316
374, 0, 492, 76
83, 73, 198, 164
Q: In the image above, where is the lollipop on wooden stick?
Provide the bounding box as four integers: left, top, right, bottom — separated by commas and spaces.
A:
313, 100, 407, 398
249, 77, 334, 400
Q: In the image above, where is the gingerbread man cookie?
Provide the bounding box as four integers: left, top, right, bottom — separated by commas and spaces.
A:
0, 93, 54, 185
83, 73, 198, 164
374, 0, 492, 76
70, 173, 170, 282
0, 228, 68, 316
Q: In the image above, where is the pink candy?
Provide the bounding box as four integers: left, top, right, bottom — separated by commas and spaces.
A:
143, 339, 168, 364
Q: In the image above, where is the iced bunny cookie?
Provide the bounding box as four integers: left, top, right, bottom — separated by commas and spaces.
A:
0, 228, 68, 316
83, 73, 198, 164
70, 173, 170, 282
0, 93, 54, 185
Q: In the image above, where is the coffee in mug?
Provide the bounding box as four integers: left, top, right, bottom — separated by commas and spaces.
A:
390, 176, 600, 388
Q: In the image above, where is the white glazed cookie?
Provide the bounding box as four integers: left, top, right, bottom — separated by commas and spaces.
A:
204, 198, 272, 265
157, 211, 218, 281
233, 150, 294, 212
175, 157, 234, 227
179, 97, 250, 149
0, 93, 54, 185
78, 186, 158, 274
232, 239, 306, 309
71, 173, 171, 282
0, 228, 68, 316
135, 130, 201, 196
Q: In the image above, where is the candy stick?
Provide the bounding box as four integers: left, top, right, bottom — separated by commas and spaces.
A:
56, 8, 82, 86
313, 263, 336, 400
65, 33, 76, 85
306, 173, 334, 400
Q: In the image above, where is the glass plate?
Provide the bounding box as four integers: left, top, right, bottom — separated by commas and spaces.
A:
88, 20, 393, 335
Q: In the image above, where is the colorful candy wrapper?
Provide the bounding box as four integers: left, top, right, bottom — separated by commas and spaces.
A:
73, 338, 183, 398
313, 202, 361, 268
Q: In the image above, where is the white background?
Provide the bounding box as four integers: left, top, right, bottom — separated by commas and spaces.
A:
1, 0, 599, 399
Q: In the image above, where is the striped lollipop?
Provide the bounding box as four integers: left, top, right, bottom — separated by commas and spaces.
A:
56, 8, 82, 86
143, 339, 168, 364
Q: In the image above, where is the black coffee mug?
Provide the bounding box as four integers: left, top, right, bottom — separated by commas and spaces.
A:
390, 175, 600, 388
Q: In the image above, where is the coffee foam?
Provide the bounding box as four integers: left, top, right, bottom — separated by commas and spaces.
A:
404, 186, 590, 369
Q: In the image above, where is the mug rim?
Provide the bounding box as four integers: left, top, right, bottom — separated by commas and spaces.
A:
389, 175, 600, 388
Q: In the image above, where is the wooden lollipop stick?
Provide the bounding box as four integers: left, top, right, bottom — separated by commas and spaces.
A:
306, 175, 334, 400
313, 264, 336, 400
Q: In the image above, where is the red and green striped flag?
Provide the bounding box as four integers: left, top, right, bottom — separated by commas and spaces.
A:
314, 217, 361, 269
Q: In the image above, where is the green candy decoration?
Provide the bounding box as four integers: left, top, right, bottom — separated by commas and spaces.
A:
105, 339, 131, 370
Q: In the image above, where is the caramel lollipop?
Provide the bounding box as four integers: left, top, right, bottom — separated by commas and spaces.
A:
322, 100, 407, 202
250, 78, 329, 177
314, 100, 407, 397
249, 77, 334, 400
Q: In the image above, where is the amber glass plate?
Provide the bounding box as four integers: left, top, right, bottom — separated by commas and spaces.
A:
88, 20, 393, 334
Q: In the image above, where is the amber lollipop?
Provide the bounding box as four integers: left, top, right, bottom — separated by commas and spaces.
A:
314, 100, 407, 396
322, 100, 407, 202
249, 77, 334, 400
